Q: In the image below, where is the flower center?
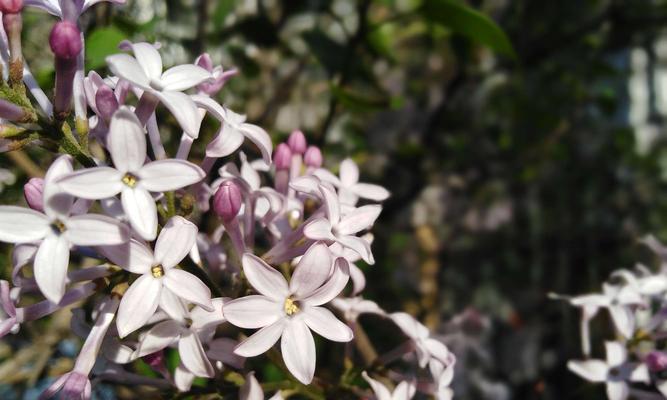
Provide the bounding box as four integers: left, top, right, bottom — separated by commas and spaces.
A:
149, 78, 165, 91
151, 265, 164, 278
122, 173, 139, 188
284, 297, 300, 316
50, 219, 66, 234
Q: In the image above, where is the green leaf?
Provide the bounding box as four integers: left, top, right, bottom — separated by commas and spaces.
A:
85, 26, 127, 70
422, 0, 516, 58
213, 0, 236, 29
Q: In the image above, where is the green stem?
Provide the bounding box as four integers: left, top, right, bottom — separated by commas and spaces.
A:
165, 191, 176, 218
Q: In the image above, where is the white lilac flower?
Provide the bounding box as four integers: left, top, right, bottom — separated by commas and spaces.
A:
303, 184, 380, 265
240, 372, 284, 400
0, 155, 129, 303
568, 341, 649, 400
25, 0, 125, 19
390, 312, 452, 370
314, 158, 390, 206
361, 371, 416, 400
102, 216, 213, 337
106, 42, 212, 137
331, 296, 385, 322
58, 108, 205, 241
223, 242, 353, 384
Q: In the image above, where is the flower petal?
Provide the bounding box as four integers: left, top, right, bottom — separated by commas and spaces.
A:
116, 274, 162, 337
190, 297, 226, 333
206, 338, 245, 369
336, 205, 381, 236
303, 218, 335, 242
155, 91, 202, 138
160, 64, 212, 92
281, 319, 316, 384
240, 123, 272, 165
303, 257, 350, 306
339, 158, 359, 187
350, 183, 390, 202
163, 269, 212, 311
605, 341, 627, 366
98, 239, 153, 274
154, 216, 197, 268
121, 187, 157, 241
58, 167, 124, 199
42, 155, 74, 220
34, 233, 70, 303
302, 306, 353, 342
290, 242, 332, 298
179, 331, 215, 378
174, 362, 195, 392
319, 184, 340, 224
567, 360, 608, 382
241, 253, 288, 301
106, 54, 150, 88
393, 380, 417, 400
138, 160, 205, 192
337, 235, 374, 265
134, 320, 182, 357
65, 214, 129, 246
0, 206, 49, 243
223, 295, 281, 329
206, 123, 245, 158
606, 381, 628, 400
128, 42, 163, 80
608, 306, 634, 339
159, 288, 189, 322
234, 319, 286, 357
240, 372, 263, 400
361, 371, 392, 400
108, 108, 147, 173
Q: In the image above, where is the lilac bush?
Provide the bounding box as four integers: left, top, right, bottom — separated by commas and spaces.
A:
0, 0, 456, 398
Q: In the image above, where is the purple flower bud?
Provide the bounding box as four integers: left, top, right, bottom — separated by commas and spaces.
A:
647, 351, 667, 372
143, 350, 166, 370
304, 145, 323, 168
94, 85, 119, 123
287, 130, 307, 154
49, 21, 82, 60
274, 143, 292, 171
23, 177, 44, 212
196, 53, 213, 72
0, 0, 22, 14
213, 180, 242, 222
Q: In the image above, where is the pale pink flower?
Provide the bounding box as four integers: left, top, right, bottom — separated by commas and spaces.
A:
0, 155, 129, 302
240, 372, 284, 400
106, 42, 212, 137
303, 184, 380, 265
58, 108, 205, 241
223, 243, 353, 384
362, 371, 416, 400
568, 341, 649, 400
314, 158, 390, 206
331, 296, 385, 322
391, 312, 452, 370
103, 216, 213, 337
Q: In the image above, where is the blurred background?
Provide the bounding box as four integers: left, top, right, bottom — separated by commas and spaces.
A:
4, 0, 667, 398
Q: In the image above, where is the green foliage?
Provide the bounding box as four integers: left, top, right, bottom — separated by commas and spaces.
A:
85, 26, 127, 70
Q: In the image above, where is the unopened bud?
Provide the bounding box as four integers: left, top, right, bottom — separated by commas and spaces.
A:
304, 146, 322, 168
647, 351, 667, 372
213, 180, 242, 222
143, 350, 166, 370
95, 86, 119, 123
274, 143, 292, 171
196, 53, 213, 72
0, 0, 23, 14
49, 21, 82, 60
287, 130, 307, 154
23, 178, 44, 212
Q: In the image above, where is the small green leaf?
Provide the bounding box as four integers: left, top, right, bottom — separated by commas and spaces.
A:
85, 26, 127, 70
422, 0, 516, 58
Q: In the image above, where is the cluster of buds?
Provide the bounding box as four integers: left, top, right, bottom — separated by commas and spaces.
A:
556, 236, 667, 400
0, 0, 456, 399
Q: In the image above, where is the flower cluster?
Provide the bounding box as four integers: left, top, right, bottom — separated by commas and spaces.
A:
558, 235, 667, 400
0, 0, 456, 398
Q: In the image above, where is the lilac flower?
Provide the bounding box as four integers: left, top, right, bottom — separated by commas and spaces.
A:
103, 216, 213, 337
391, 312, 452, 369
58, 108, 205, 240
303, 184, 380, 265
223, 243, 353, 384
314, 158, 390, 206
0, 155, 129, 303
361, 371, 416, 400
106, 42, 212, 137
240, 372, 284, 400
195, 53, 237, 96
568, 341, 649, 400
25, 0, 125, 20
331, 296, 385, 322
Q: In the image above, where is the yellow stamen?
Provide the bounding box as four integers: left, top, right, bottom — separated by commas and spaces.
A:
51, 220, 66, 233
151, 265, 164, 278
122, 173, 138, 188
284, 297, 299, 316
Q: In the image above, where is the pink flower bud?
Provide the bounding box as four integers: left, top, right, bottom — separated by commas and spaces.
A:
49, 21, 82, 60
0, 0, 22, 14
196, 53, 213, 72
273, 143, 292, 170
287, 130, 307, 154
94, 86, 119, 123
213, 180, 242, 222
23, 177, 44, 212
143, 350, 166, 370
304, 146, 322, 168
647, 351, 667, 372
